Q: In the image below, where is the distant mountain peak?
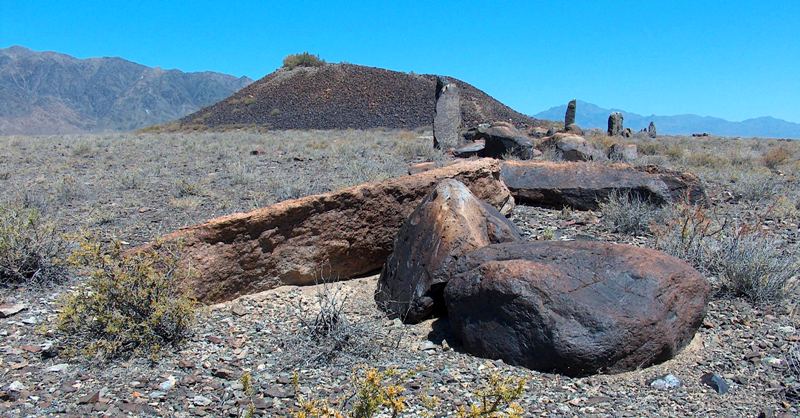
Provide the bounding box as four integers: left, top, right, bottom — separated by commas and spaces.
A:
534, 101, 800, 139
0, 46, 253, 135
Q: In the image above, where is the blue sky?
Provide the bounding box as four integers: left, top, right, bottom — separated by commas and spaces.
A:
2, 1, 798, 122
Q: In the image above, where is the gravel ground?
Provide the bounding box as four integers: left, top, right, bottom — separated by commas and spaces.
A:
1, 131, 799, 416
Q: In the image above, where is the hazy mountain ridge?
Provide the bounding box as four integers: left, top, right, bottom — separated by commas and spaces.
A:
0, 46, 252, 135
535, 100, 800, 139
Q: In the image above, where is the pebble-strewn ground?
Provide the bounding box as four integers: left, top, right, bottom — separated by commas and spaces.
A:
1, 131, 799, 416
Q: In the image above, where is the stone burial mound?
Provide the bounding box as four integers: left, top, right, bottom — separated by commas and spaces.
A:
135, 159, 514, 303
375, 180, 711, 377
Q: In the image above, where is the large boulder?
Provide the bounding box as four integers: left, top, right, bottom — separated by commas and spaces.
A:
139, 159, 514, 303
471, 122, 535, 160
444, 241, 710, 376
608, 112, 624, 136
500, 160, 706, 210
433, 77, 462, 150
565, 99, 577, 127
539, 134, 607, 162
375, 180, 521, 323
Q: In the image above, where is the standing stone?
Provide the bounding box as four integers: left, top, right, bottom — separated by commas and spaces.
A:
648, 121, 657, 138
565, 99, 577, 128
608, 112, 624, 136
433, 77, 462, 150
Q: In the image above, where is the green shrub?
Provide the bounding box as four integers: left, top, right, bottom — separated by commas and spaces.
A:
283, 52, 326, 69
56, 236, 196, 360
0, 204, 68, 286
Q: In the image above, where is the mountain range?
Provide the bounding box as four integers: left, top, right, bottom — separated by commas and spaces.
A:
0, 46, 252, 135
534, 100, 800, 139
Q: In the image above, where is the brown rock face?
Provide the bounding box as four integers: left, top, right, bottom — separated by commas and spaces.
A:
539, 134, 606, 162
375, 180, 521, 324
444, 241, 710, 377
608, 111, 624, 136
142, 159, 514, 303
500, 160, 706, 210
565, 99, 577, 127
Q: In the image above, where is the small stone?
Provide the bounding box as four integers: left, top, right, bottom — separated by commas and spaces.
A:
8, 381, 25, 392
777, 326, 796, 334
78, 391, 101, 404
420, 341, 437, 351
650, 374, 682, 390
47, 363, 70, 373
148, 391, 165, 399
192, 395, 213, 406
159, 376, 176, 391
0, 303, 26, 318
212, 368, 236, 380
21, 317, 38, 325
19, 345, 41, 353
264, 386, 292, 398
700, 373, 730, 395
41, 342, 58, 359
231, 304, 248, 317
762, 357, 784, 367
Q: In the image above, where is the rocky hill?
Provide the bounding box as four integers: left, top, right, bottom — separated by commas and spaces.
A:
175, 63, 538, 130
0, 46, 252, 135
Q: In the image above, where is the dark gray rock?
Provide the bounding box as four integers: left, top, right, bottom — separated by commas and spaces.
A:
608, 112, 624, 136
444, 241, 710, 376
500, 160, 707, 210
453, 140, 485, 158
565, 99, 577, 127
700, 373, 730, 394
433, 77, 462, 150
565, 123, 583, 135
648, 121, 657, 138
375, 180, 521, 323
472, 122, 535, 160
540, 134, 607, 162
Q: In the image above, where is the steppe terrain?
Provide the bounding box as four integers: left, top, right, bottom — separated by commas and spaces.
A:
1, 130, 799, 417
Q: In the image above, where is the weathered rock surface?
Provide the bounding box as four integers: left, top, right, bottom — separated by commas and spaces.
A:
444, 241, 710, 376
564, 123, 584, 135
143, 159, 515, 302
453, 140, 485, 158
433, 77, 462, 150
375, 180, 521, 323
539, 134, 606, 162
607, 143, 638, 162
608, 111, 624, 136
473, 122, 535, 160
622, 127, 633, 138
500, 160, 706, 210
565, 99, 577, 127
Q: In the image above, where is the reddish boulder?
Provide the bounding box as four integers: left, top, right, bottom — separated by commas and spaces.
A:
500, 160, 706, 210
139, 159, 514, 303
444, 241, 710, 376
375, 180, 521, 323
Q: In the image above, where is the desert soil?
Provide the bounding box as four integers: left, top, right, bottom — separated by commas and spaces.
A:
1, 130, 798, 417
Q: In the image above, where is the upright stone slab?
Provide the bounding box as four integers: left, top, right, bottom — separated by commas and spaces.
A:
608, 112, 624, 136
433, 77, 462, 150
648, 121, 657, 138
565, 99, 577, 127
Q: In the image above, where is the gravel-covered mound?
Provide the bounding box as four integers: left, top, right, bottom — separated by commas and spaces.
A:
176, 63, 539, 130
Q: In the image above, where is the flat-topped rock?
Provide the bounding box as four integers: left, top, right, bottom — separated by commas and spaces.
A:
139, 159, 514, 303
500, 160, 706, 209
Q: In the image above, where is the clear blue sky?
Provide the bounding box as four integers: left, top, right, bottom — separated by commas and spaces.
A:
2, 1, 798, 122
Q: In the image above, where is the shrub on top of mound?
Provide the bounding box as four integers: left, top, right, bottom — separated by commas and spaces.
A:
282, 52, 326, 69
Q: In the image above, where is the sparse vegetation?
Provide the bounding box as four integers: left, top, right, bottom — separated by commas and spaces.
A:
0, 203, 68, 286
599, 191, 663, 235
55, 236, 196, 360
283, 52, 326, 69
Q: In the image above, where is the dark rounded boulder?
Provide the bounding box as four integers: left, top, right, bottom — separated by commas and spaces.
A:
444, 241, 710, 376
375, 179, 521, 324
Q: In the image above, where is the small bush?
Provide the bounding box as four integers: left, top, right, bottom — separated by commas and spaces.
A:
730, 172, 779, 202
654, 204, 798, 303
599, 191, 663, 235
763, 145, 791, 169
55, 236, 196, 360
788, 343, 800, 405
0, 204, 68, 286
283, 52, 326, 70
